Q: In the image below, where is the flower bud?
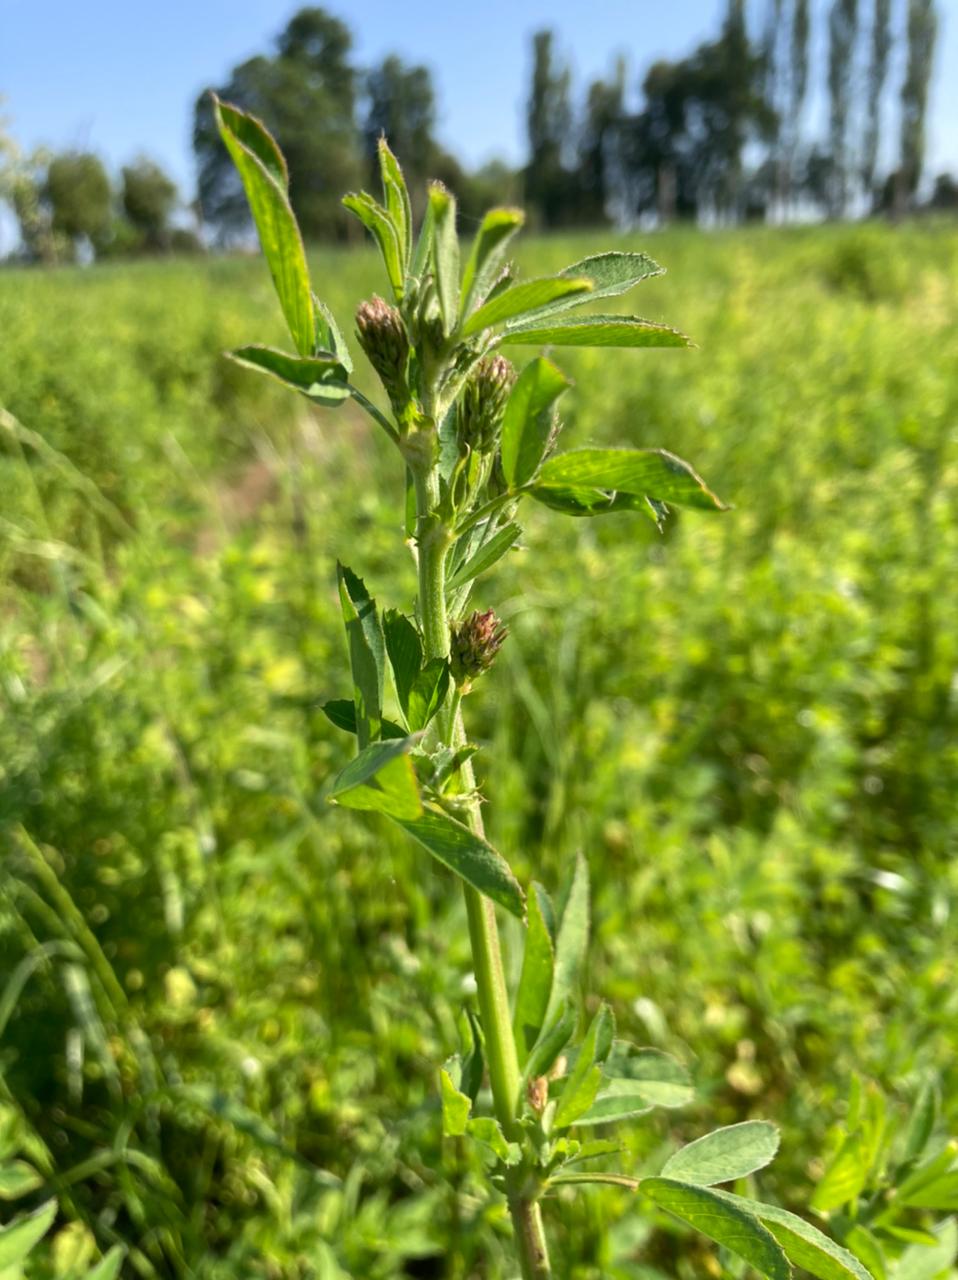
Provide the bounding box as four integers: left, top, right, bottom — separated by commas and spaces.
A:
355, 295, 409, 413
449, 608, 507, 685
457, 355, 516, 457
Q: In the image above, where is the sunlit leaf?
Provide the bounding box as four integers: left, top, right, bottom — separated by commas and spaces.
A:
460, 207, 525, 314
732, 1194, 876, 1280
662, 1121, 781, 1186
227, 345, 350, 407
213, 96, 314, 357
642, 1179, 790, 1280
575, 1044, 694, 1126
447, 523, 522, 591
535, 448, 727, 511
461, 276, 593, 337
554, 1004, 616, 1129
513, 882, 556, 1065
337, 564, 385, 749
429, 183, 459, 331
502, 313, 691, 348
0, 1199, 57, 1269
500, 357, 570, 488
329, 737, 422, 820
394, 808, 525, 918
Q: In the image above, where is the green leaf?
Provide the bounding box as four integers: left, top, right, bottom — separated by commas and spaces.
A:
394, 808, 525, 918
459, 1008, 485, 1102
662, 1122, 781, 1186
529, 485, 660, 522
447, 523, 522, 591
460, 207, 525, 315
461, 277, 593, 338
575, 1044, 694, 1126
811, 1133, 871, 1213
0, 1160, 43, 1199
554, 1004, 616, 1129
894, 1219, 957, 1280
440, 1068, 471, 1137
410, 194, 435, 281
84, 1247, 126, 1280
501, 357, 571, 490
731, 1195, 876, 1280
227, 345, 350, 407
0, 1199, 57, 1269
313, 295, 352, 371
513, 882, 556, 1065
213, 96, 314, 357
407, 659, 450, 733
329, 738, 422, 820
467, 1118, 521, 1166
642, 1179, 790, 1280
378, 138, 411, 270
337, 564, 385, 749
383, 610, 423, 718
502, 313, 691, 348
342, 192, 405, 301
524, 997, 577, 1083
553, 251, 663, 308
894, 1141, 957, 1204
545, 852, 590, 1024
897, 1171, 958, 1210
846, 1226, 886, 1280
902, 1081, 939, 1163
428, 183, 459, 332
535, 449, 727, 512
320, 699, 406, 740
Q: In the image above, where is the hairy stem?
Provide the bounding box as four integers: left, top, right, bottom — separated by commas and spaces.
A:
415, 476, 551, 1279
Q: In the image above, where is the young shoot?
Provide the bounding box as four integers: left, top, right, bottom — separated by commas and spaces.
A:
212, 95, 878, 1280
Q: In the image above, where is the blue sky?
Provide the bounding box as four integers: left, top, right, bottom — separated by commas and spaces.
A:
2, 0, 956, 202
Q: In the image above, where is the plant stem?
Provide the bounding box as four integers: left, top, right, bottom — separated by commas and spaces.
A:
415, 476, 551, 1280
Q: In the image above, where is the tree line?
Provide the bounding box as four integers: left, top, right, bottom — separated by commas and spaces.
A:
526, 0, 948, 227
1, 1, 953, 263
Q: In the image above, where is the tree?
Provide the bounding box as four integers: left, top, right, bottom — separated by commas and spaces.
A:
787, 0, 812, 208
576, 61, 626, 225
827, 0, 860, 218
193, 7, 361, 241
121, 156, 178, 250
524, 30, 574, 227
623, 3, 773, 225
861, 0, 892, 206
363, 55, 439, 206
45, 151, 112, 256
898, 0, 938, 211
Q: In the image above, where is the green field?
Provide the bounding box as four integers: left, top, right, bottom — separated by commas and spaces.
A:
2, 221, 957, 1278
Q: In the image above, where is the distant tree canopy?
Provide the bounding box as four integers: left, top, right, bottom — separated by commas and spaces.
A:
519, 0, 941, 228
193, 9, 362, 242
122, 157, 179, 249
45, 152, 112, 251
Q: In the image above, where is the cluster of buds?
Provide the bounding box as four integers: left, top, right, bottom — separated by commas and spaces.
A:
457, 355, 515, 458
449, 608, 508, 687
355, 295, 410, 416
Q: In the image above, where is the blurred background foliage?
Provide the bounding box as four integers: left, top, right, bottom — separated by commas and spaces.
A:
1, 219, 957, 1277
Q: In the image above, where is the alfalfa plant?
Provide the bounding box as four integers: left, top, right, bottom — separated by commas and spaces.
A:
211, 96, 877, 1280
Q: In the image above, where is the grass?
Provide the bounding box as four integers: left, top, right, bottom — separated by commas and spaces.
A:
1, 219, 957, 1278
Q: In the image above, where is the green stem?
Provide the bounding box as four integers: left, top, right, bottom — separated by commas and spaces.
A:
415, 474, 551, 1280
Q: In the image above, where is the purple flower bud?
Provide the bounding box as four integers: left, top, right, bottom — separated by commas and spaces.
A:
449, 608, 508, 685
457, 355, 516, 457
355, 295, 409, 412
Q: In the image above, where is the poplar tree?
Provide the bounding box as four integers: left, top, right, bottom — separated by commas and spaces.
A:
898, 0, 938, 207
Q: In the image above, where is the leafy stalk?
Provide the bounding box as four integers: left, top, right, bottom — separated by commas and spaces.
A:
212, 98, 888, 1280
